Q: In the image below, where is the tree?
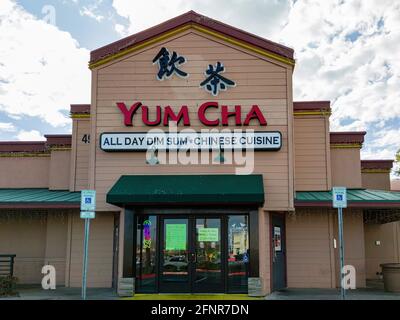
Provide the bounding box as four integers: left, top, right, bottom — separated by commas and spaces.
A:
396, 149, 400, 176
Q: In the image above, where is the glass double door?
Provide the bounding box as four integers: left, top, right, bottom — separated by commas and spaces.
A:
159, 216, 223, 293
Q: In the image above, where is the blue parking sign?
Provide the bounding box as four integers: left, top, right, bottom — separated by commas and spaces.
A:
332, 187, 347, 208
81, 190, 96, 212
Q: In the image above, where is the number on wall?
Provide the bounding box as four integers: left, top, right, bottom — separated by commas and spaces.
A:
82, 134, 90, 144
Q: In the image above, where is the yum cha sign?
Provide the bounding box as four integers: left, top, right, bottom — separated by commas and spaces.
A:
116, 101, 267, 127
100, 101, 282, 152
100, 47, 282, 152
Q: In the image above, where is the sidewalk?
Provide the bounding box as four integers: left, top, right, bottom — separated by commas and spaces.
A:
1, 280, 399, 300
266, 288, 400, 300
1, 286, 118, 300
266, 280, 400, 300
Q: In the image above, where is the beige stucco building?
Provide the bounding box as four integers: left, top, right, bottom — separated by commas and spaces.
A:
0, 11, 399, 296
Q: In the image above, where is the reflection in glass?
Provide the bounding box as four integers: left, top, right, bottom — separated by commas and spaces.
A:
161, 219, 189, 283
195, 218, 222, 290
136, 215, 157, 292
228, 215, 249, 293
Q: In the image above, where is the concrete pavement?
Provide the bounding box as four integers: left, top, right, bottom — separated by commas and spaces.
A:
1, 286, 118, 300
1, 280, 399, 300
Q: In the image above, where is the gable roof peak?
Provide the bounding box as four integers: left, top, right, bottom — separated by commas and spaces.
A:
90, 11, 294, 68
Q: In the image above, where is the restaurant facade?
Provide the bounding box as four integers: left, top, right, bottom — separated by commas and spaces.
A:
1, 11, 400, 296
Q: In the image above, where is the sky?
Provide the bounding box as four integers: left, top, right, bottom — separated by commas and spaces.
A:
0, 0, 399, 173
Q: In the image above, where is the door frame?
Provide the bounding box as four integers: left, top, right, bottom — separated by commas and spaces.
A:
131, 207, 258, 293
158, 215, 192, 293
158, 215, 226, 293
111, 212, 120, 290
270, 212, 287, 291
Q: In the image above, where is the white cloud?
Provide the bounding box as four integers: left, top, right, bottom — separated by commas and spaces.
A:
114, 23, 128, 37
80, 6, 104, 22
361, 146, 397, 160
0, 0, 91, 127
0, 122, 15, 132
369, 129, 400, 149
16, 129, 45, 141
111, 0, 290, 38
277, 0, 400, 161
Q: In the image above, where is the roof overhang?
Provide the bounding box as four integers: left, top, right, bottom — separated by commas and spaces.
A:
0, 189, 80, 209
70, 104, 91, 119
293, 101, 331, 116
330, 132, 366, 149
294, 201, 400, 208
361, 160, 394, 173
295, 189, 400, 209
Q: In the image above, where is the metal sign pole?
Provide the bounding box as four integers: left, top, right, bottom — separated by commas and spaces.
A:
332, 187, 347, 300
82, 218, 90, 300
338, 207, 345, 300
80, 190, 96, 300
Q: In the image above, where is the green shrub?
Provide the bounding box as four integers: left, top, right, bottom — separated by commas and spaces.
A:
0, 276, 18, 297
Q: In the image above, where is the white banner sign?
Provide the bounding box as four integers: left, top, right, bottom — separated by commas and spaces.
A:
100, 131, 282, 151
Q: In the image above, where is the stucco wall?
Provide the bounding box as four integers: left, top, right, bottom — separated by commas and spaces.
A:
65, 212, 115, 288
364, 222, 400, 279
362, 172, 391, 190
0, 157, 50, 188
287, 208, 366, 289
294, 116, 330, 191
361, 168, 399, 280
333, 208, 366, 288
49, 150, 71, 190
70, 118, 90, 191
44, 213, 69, 285
0, 211, 68, 285
330, 148, 362, 188
286, 209, 335, 288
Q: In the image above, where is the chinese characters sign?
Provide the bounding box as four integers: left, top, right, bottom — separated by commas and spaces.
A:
152, 47, 188, 80
200, 62, 236, 96
152, 47, 235, 96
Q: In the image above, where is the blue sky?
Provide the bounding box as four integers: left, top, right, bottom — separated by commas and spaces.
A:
0, 0, 399, 173
17, 0, 128, 49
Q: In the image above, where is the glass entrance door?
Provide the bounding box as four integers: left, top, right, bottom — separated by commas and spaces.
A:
158, 216, 223, 293
159, 218, 190, 292
193, 218, 223, 292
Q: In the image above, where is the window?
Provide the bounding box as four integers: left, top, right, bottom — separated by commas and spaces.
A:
136, 215, 157, 292
227, 215, 249, 293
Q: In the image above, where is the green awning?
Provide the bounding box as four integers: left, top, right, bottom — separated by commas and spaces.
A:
295, 189, 400, 208
0, 189, 81, 209
107, 174, 265, 206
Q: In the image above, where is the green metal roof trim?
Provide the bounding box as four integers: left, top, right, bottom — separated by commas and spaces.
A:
295, 189, 400, 208
0, 189, 81, 208
107, 174, 265, 206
